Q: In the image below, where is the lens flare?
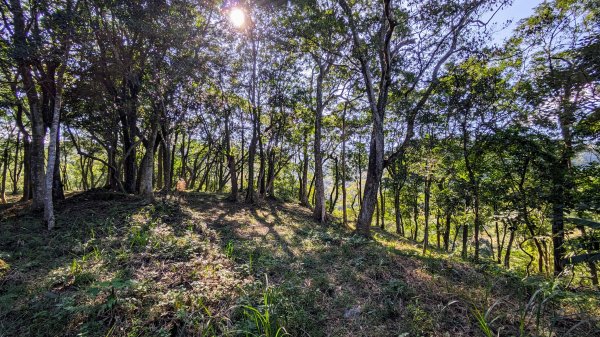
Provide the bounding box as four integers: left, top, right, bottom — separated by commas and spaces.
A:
229, 8, 245, 28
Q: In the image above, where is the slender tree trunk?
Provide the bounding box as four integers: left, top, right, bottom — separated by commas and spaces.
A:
376, 192, 380, 228
423, 175, 431, 254
313, 63, 327, 223
498, 222, 508, 264
30, 105, 46, 210
239, 107, 245, 193
163, 136, 172, 192
180, 133, 189, 182
473, 192, 480, 260
246, 35, 258, 203
462, 221, 469, 259
246, 117, 257, 203
1, 145, 8, 203
106, 134, 120, 191
413, 192, 419, 240
22, 138, 31, 201
436, 211, 441, 249
329, 157, 339, 213
357, 152, 362, 207
170, 132, 178, 186
379, 183, 385, 230
341, 107, 348, 226
462, 115, 480, 260
495, 214, 502, 263
265, 149, 276, 198
45, 58, 67, 230
550, 83, 575, 276
258, 136, 266, 197
505, 226, 516, 268
452, 224, 461, 252
88, 158, 95, 188
119, 102, 138, 194
299, 133, 309, 206
12, 132, 20, 195
139, 124, 158, 199
552, 189, 566, 275
52, 125, 65, 201
226, 113, 238, 201
394, 188, 403, 235
79, 157, 88, 190
444, 209, 451, 252
122, 133, 136, 191
157, 143, 164, 189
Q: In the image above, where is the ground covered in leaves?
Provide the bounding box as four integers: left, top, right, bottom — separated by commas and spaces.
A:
0, 191, 599, 336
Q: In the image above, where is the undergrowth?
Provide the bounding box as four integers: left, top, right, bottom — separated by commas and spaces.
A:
0, 191, 598, 336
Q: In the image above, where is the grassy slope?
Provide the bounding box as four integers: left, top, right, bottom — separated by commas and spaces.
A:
0, 191, 598, 337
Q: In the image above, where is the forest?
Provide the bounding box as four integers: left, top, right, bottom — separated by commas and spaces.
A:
0, 0, 599, 336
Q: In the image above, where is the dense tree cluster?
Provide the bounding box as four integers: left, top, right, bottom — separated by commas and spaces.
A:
1, 0, 599, 284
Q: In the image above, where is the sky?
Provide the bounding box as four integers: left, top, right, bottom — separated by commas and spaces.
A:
490, 0, 546, 44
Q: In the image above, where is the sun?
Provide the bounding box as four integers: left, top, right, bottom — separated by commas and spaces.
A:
229, 7, 246, 28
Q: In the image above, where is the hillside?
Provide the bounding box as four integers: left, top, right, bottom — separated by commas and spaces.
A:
0, 191, 598, 337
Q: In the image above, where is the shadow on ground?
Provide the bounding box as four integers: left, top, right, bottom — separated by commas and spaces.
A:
0, 190, 597, 337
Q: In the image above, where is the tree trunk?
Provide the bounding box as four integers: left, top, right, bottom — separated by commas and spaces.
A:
246, 35, 259, 203
375, 191, 380, 229
462, 221, 469, 259
357, 151, 362, 207
473, 192, 480, 260
170, 131, 178, 187
505, 226, 516, 269
30, 104, 46, 211
498, 221, 508, 264
299, 133, 310, 206
12, 131, 20, 195
246, 116, 257, 203
162, 135, 172, 192
413, 192, 419, 240
355, 126, 384, 235
444, 210, 452, 252
452, 224, 461, 252
423, 174, 431, 254
341, 107, 348, 226
157, 142, 164, 189
119, 101, 138, 194
45, 58, 66, 230
9, 0, 44, 209
379, 183, 385, 230
337, 0, 394, 237
258, 135, 266, 197
436, 211, 441, 249
265, 149, 276, 198
226, 113, 238, 201
239, 107, 245, 193
329, 157, 339, 214
139, 124, 158, 199
52, 125, 65, 201
552, 190, 566, 275
1, 145, 8, 203
180, 133, 189, 183
79, 157, 88, 190
313, 63, 327, 223
22, 137, 32, 201
394, 188, 403, 235
106, 134, 120, 191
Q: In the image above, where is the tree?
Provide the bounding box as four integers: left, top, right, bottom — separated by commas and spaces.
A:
337, 0, 507, 236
